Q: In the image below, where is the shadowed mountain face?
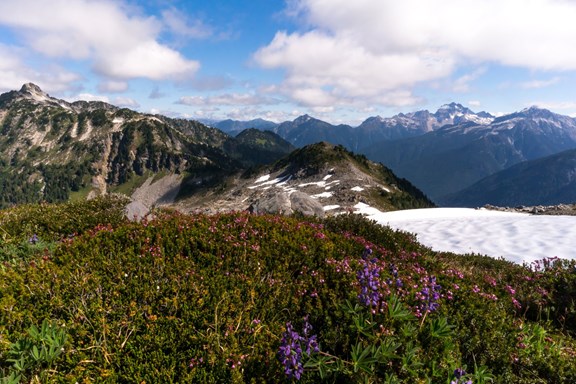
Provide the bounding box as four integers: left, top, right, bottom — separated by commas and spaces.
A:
438, 149, 576, 207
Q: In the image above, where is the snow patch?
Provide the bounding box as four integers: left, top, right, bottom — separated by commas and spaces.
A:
354, 205, 576, 264
351, 186, 364, 192
311, 192, 333, 199
323, 205, 340, 211
254, 174, 271, 183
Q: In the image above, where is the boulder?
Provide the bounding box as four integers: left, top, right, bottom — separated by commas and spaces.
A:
251, 191, 325, 218
125, 200, 150, 221
289, 191, 325, 218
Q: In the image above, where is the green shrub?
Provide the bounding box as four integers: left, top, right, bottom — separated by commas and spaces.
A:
0, 202, 574, 382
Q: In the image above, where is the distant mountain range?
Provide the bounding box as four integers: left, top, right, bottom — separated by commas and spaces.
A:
211, 104, 576, 207
210, 118, 278, 135
210, 102, 495, 150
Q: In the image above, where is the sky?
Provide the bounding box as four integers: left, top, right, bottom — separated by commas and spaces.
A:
2, 0, 576, 125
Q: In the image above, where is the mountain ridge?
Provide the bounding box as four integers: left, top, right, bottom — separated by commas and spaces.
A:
0, 83, 432, 215
439, 148, 576, 207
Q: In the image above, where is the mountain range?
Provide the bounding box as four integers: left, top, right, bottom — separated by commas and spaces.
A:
0, 84, 432, 215
213, 104, 576, 207
3, 83, 576, 209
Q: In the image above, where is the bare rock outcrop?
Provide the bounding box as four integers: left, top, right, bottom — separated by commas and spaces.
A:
251, 191, 325, 218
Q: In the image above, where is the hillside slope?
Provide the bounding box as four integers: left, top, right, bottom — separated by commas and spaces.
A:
439, 148, 576, 207
175, 142, 435, 215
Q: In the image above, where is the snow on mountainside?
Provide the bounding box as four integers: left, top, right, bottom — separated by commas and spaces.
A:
174, 142, 434, 216
240, 103, 497, 151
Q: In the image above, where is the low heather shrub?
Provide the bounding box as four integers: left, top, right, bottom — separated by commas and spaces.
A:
0, 201, 574, 382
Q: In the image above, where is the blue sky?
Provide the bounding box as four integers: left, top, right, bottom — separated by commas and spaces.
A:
1, 0, 576, 125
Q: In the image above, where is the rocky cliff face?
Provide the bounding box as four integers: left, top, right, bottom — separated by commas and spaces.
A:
0, 84, 289, 208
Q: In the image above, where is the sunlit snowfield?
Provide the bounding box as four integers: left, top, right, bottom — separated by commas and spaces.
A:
355, 204, 576, 265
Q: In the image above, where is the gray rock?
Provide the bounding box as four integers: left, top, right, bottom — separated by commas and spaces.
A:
125, 200, 150, 221
290, 191, 325, 218
251, 191, 325, 218
252, 192, 292, 215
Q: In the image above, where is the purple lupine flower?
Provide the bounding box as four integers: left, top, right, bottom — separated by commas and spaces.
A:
278, 322, 304, 380
389, 263, 398, 278
362, 246, 373, 260
451, 368, 473, 384
454, 368, 466, 379
302, 316, 320, 355
29, 234, 39, 244
357, 261, 381, 307
419, 275, 441, 313
278, 317, 320, 380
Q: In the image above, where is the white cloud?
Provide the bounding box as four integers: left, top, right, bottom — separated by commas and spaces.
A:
452, 68, 487, 93
76, 93, 109, 103
529, 101, 576, 110
468, 100, 482, 108
113, 97, 140, 108
98, 80, 129, 93
177, 93, 278, 107
255, 30, 452, 107
94, 40, 198, 80
256, 0, 576, 108
520, 77, 561, 89
161, 8, 213, 39
0, 44, 82, 93
0, 0, 199, 81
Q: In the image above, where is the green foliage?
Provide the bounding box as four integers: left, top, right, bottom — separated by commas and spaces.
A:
0, 195, 129, 243
2, 320, 68, 383
0, 201, 574, 382
89, 109, 109, 127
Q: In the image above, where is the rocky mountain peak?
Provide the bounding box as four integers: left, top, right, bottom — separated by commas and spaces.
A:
294, 114, 313, 124
520, 106, 558, 119
18, 82, 51, 101
20, 82, 44, 94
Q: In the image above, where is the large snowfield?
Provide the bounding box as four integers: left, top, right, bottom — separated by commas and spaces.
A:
354, 204, 576, 265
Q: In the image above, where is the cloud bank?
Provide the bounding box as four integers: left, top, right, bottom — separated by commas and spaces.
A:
0, 0, 199, 91
255, 0, 576, 108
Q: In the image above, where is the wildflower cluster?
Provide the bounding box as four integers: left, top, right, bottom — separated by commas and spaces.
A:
278, 317, 319, 380
357, 258, 381, 307
28, 234, 39, 244
418, 275, 441, 313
